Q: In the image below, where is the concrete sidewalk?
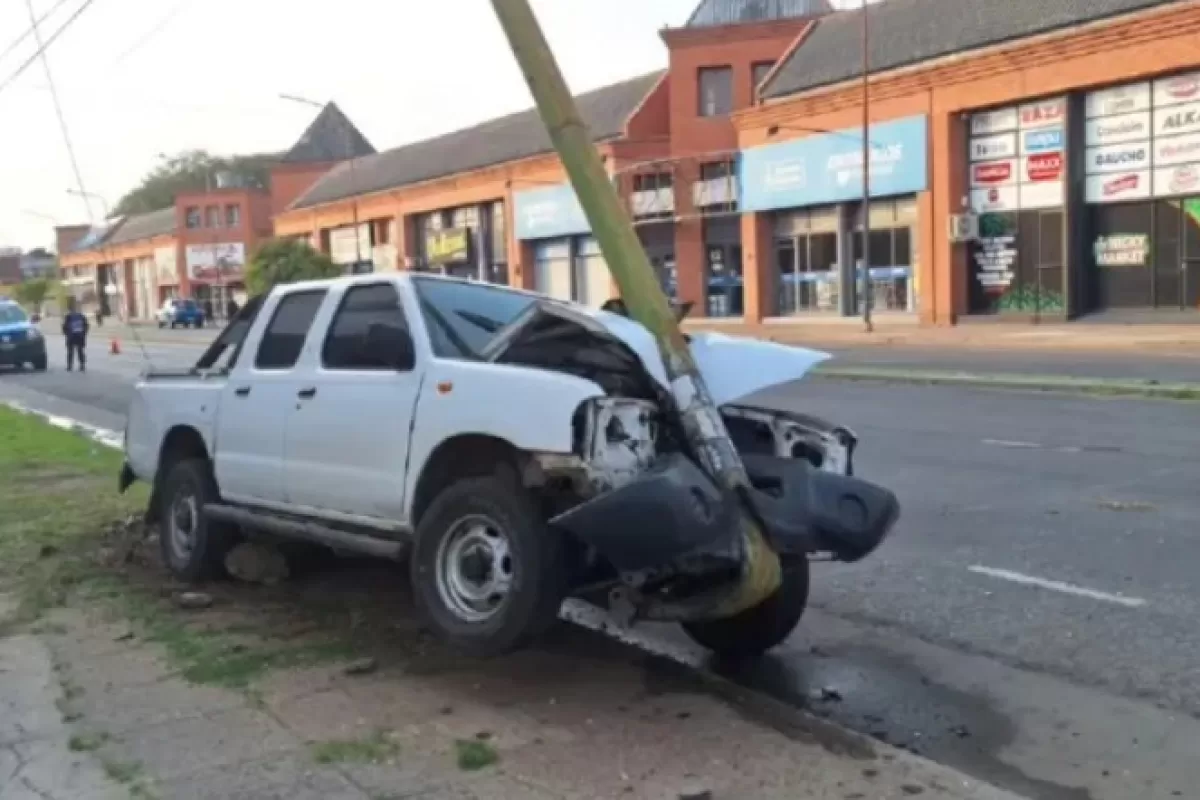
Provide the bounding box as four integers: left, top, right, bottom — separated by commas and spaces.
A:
2, 598, 1025, 800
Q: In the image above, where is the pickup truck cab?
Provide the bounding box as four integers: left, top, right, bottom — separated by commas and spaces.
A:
122, 274, 898, 656
0, 300, 47, 371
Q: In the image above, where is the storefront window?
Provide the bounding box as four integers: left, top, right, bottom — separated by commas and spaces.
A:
851, 198, 916, 312
969, 210, 1064, 314
703, 217, 742, 317
1088, 200, 1200, 311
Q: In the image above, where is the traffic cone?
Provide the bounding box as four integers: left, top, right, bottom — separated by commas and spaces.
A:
110, 337, 120, 355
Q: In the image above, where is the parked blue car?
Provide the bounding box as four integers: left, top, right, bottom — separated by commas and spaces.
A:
156, 299, 205, 329
0, 300, 48, 371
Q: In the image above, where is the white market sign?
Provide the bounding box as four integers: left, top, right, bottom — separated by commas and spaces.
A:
1085, 111, 1151, 146
970, 133, 1017, 162
1155, 131, 1200, 167
1094, 234, 1149, 267
1085, 82, 1151, 119
968, 97, 1065, 212
1153, 71, 1200, 108
1154, 100, 1200, 137
970, 107, 1018, 136
1153, 163, 1200, 197
1086, 142, 1151, 174
1085, 171, 1152, 203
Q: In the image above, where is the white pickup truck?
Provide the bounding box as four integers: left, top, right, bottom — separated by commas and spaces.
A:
121, 274, 898, 656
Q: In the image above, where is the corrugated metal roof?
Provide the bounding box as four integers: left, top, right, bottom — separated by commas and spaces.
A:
289, 71, 663, 211
105, 208, 177, 246
764, 0, 1178, 99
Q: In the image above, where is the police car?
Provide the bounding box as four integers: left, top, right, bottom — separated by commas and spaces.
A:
0, 299, 48, 371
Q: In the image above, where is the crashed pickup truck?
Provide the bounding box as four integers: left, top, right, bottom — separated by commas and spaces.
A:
120, 274, 899, 656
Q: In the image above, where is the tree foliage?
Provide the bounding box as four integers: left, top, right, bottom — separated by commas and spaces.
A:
245, 239, 341, 296
14, 278, 55, 312
112, 150, 277, 217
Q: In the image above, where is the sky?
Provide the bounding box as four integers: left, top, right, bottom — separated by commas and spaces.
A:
0, 0, 866, 251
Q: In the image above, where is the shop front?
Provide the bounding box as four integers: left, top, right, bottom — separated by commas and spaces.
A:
1083, 71, 1200, 311
514, 183, 612, 308
185, 242, 247, 319
413, 203, 507, 284
966, 97, 1067, 316
153, 246, 179, 306
328, 224, 374, 274
740, 114, 928, 318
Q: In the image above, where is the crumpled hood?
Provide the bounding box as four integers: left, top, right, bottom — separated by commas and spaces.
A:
584, 309, 829, 406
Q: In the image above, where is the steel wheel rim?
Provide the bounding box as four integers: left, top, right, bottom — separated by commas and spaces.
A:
168, 490, 199, 562
434, 514, 514, 624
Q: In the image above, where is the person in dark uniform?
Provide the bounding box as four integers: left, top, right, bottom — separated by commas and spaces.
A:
62, 299, 90, 372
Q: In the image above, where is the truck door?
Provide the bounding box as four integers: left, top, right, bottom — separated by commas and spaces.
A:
283, 281, 421, 524
214, 289, 327, 506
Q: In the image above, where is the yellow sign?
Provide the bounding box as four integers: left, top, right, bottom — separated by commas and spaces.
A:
426, 228, 470, 264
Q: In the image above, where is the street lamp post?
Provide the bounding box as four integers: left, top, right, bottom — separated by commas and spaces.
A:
279, 93, 363, 269
860, 0, 873, 332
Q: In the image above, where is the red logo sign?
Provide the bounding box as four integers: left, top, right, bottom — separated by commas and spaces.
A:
1104, 174, 1141, 197
1021, 102, 1064, 127
973, 162, 1012, 184
1164, 76, 1200, 101
1169, 166, 1200, 193
1026, 152, 1063, 182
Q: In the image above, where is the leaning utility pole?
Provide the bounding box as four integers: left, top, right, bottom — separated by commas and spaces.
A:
487, 0, 781, 615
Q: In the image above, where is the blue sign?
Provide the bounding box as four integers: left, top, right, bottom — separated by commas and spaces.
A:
739, 115, 929, 212
513, 183, 589, 240
1022, 127, 1064, 153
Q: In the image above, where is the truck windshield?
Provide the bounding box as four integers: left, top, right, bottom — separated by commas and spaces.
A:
0, 305, 28, 325
412, 277, 536, 360
194, 295, 264, 371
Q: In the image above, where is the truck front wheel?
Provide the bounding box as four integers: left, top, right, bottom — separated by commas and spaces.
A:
411, 472, 567, 656
681, 556, 810, 659
158, 458, 236, 582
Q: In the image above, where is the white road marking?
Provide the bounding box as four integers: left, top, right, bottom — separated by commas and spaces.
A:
968, 565, 1147, 608
981, 438, 1043, 449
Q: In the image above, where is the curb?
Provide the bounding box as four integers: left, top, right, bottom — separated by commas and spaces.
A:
815, 366, 1200, 401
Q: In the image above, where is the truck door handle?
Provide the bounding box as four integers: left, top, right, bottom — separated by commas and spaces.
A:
234, 386, 251, 397
297, 387, 317, 399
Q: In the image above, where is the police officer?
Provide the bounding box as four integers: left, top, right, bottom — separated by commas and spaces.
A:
62, 299, 89, 372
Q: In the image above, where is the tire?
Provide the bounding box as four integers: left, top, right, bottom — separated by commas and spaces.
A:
411, 472, 567, 656
31, 356, 47, 372
158, 458, 236, 583
681, 556, 810, 659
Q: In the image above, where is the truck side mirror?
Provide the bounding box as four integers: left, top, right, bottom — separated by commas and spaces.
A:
364, 323, 415, 371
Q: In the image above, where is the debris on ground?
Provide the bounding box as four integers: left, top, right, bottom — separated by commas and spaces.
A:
224, 541, 291, 585
173, 591, 214, 610
342, 657, 379, 676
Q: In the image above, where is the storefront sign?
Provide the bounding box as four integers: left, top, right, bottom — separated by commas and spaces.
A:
1153, 71, 1200, 108
1154, 100, 1200, 137
1020, 128, 1064, 154
153, 246, 178, 285
1019, 181, 1063, 210
970, 107, 1018, 136
970, 160, 1016, 187
424, 227, 470, 264
972, 232, 1017, 291
739, 115, 928, 212
1085, 171, 1152, 203
1094, 234, 1149, 267
1019, 98, 1066, 129
1024, 152, 1063, 182
1085, 111, 1152, 146
1154, 131, 1200, 167
1086, 142, 1151, 173
1085, 82, 1152, 118
970, 133, 1017, 162
513, 183, 589, 239
969, 185, 1019, 213
329, 225, 371, 266
185, 243, 245, 282
1153, 164, 1200, 197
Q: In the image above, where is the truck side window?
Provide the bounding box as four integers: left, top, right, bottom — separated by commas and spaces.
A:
322, 283, 408, 370
254, 290, 326, 370
412, 278, 535, 360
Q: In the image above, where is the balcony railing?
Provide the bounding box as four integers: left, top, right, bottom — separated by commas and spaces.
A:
692, 176, 739, 208
630, 187, 676, 217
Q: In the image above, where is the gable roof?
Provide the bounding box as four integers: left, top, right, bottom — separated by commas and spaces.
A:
686, 0, 833, 27
289, 71, 663, 211
105, 208, 176, 247
764, 0, 1179, 99
282, 102, 376, 164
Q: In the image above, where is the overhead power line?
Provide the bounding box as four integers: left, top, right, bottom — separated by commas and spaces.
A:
0, 0, 74, 67
0, 0, 100, 100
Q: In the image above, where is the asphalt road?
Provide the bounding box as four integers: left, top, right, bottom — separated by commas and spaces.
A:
4, 331, 1200, 800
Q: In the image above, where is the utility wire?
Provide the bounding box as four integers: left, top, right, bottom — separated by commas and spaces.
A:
23, 0, 94, 222
0, 0, 74, 67
0, 0, 99, 99
110, 0, 191, 68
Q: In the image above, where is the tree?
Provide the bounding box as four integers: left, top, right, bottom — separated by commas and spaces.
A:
245, 239, 341, 296
112, 150, 278, 217
15, 278, 55, 313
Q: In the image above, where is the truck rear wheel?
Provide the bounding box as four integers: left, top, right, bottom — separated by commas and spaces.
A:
681, 556, 809, 659
158, 458, 236, 583
411, 472, 567, 656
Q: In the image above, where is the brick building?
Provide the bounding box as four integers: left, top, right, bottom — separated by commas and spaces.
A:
271, 0, 1200, 325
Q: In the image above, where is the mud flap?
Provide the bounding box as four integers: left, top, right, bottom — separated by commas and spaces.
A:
743, 454, 900, 562
549, 453, 744, 575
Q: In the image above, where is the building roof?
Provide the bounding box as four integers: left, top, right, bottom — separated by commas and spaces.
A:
686, 0, 833, 28
282, 102, 376, 164
764, 0, 1178, 99
105, 208, 177, 247
289, 71, 664, 211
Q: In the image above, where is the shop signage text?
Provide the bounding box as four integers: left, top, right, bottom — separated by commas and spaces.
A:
969, 185, 1018, 213
1085, 111, 1151, 146
1094, 234, 1149, 267
970, 133, 1016, 162
1085, 171, 1152, 203
971, 160, 1015, 187
1154, 101, 1200, 137
968, 97, 1064, 213
972, 229, 1016, 291
425, 228, 470, 264
1155, 131, 1200, 167
739, 115, 928, 212
1021, 128, 1064, 154
1025, 152, 1063, 182
513, 183, 590, 240
1086, 143, 1151, 173
1085, 82, 1151, 118
1019, 99, 1065, 129
1154, 164, 1200, 196
1154, 71, 1200, 108
970, 107, 1018, 136
185, 243, 245, 282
